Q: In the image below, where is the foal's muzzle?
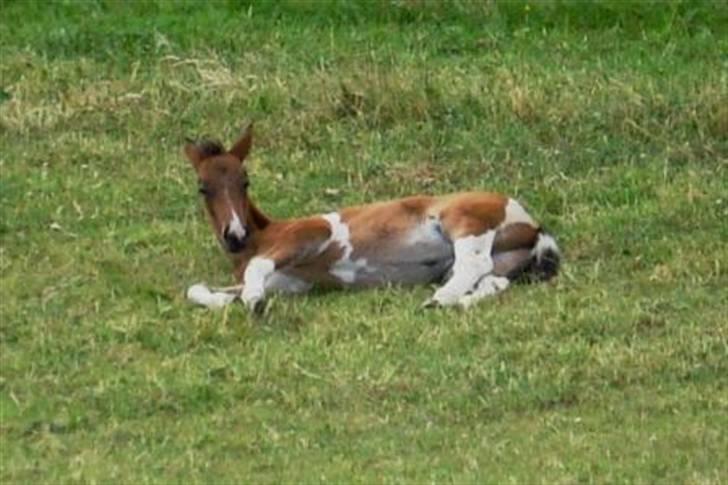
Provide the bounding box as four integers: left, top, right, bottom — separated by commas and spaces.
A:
223, 225, 248, 253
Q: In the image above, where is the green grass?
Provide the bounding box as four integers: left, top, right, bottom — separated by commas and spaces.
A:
1, 0, 727, 482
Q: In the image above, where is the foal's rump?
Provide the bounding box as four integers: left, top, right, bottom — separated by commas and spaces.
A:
492, 223, 561, 283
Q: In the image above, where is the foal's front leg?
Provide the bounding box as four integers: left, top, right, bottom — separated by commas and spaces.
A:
187, 283, 244, 308
457, 274, 510, 308
241, 218, 332, 312
241, 257, 276, 312
425, 230, 500, 307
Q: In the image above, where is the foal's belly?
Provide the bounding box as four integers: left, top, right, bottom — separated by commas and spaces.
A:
272, 216, 533, 291
325, 218, 454, 288
350, 254, 454, 287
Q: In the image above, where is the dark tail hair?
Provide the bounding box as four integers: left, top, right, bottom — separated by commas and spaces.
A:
506, 230, 561, 284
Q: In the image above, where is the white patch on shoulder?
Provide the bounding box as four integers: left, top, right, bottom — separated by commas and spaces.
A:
321, 212, 369, 284
501, 198, 535, 227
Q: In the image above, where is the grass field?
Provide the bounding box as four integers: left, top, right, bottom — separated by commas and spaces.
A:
1, 0, 727, 482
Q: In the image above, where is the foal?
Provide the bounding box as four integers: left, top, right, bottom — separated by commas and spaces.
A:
185, 124, 560, 312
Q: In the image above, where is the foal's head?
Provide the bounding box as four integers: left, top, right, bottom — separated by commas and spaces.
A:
184, 124, 254, 253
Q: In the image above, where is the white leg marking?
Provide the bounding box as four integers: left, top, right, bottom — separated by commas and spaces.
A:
321, 212, 369, 284
187, 283, 238, 308
210, 284, 245, 293
428, 231, 496, 306
242, 257, 275, 310
457, 275, 510, 308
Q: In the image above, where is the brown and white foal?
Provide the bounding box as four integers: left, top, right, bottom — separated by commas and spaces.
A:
185, 124, 560, 312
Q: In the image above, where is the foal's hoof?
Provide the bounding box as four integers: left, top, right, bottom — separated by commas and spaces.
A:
421, 298, 440, 309
244, 297, 267, 316
423, 291, 462, 308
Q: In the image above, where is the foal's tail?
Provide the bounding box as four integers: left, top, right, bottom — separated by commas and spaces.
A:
493, 227, 561, 284
523, 230, 561, 282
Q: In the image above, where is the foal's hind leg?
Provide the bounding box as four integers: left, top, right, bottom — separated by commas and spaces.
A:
424, 230, 497, 307
457, 275, 510, 308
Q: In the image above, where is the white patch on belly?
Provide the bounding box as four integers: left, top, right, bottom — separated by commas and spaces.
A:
319, 213, 453, 286
406, 217, 448, 249
365, 218, 452, 284
501, 198, 535, 227
321, 212, 369, 284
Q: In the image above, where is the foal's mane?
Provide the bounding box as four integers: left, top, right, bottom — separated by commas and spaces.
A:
186, 138, 226, 157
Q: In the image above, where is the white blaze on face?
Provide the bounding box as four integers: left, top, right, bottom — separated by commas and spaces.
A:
226, 191, 246, 239
321, 212, 369, 283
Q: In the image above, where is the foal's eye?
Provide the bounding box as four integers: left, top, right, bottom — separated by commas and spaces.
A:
241, 180, 250, 190
198, 186, 211, 196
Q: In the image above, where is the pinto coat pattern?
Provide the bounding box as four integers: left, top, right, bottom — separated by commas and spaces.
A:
185, 124, 560, 312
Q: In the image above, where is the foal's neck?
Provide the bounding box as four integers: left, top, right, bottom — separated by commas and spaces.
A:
231, 197, 271, 280
247, 198, 271, 231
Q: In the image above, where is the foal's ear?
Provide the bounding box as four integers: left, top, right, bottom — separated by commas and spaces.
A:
183, 141, 203, 169
229, 123, 253, 162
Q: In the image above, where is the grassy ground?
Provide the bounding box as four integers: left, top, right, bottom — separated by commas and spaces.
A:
1, 1, 727, 482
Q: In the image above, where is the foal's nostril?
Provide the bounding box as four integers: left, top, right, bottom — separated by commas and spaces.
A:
223, 226, 247, 252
